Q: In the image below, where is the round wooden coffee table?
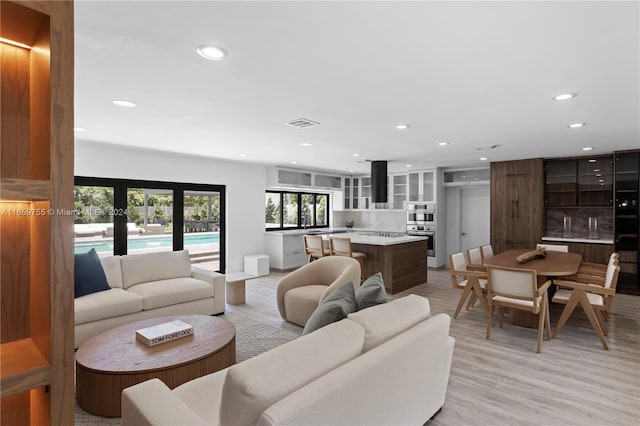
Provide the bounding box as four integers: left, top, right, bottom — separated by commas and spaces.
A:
76, 315, 235, 417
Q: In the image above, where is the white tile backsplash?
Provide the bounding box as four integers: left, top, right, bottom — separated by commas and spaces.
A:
333, 210, 406, 233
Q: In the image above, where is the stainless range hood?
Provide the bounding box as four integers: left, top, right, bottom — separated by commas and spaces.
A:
371, 160, 388, 203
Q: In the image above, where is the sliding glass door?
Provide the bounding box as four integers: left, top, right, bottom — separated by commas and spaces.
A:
74, 177, 225, 272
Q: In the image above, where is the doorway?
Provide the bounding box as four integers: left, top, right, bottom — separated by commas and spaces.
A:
445, 186, 490, 264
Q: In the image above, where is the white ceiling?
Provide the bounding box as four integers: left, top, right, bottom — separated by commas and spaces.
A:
74, 1, 640, 175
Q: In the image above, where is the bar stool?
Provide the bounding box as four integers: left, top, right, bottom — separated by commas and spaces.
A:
329, 236, 367, 280
303, 234, 327, 263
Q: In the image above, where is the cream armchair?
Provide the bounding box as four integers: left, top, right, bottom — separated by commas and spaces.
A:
276, 256, 362, 327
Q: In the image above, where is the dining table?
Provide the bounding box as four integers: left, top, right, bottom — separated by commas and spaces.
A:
483, 248, 582, 327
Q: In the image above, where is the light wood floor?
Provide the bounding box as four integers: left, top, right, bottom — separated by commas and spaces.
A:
228, 267, 640, 426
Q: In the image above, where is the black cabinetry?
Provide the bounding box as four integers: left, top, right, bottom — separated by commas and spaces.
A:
615, 151, 640, 292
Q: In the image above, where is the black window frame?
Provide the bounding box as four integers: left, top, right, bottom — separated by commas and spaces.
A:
75, 176, 226, 273
265, 190, 330, 231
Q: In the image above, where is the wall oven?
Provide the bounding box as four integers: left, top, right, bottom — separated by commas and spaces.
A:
406, 203, 436, 225
406, 224, 435, 257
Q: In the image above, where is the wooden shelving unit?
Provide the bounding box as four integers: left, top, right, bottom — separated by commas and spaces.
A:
0, 1, 74, 424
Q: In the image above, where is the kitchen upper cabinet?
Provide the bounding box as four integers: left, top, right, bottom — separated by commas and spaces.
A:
545, 156, 613, 207
391, 174, 407, 209
491, 159, 544, 254
408, 170, 435, 202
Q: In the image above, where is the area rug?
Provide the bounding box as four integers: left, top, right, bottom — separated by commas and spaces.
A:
74, 312, 300, 425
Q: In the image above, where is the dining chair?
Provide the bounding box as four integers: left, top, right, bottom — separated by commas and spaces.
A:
465, 247, 484, 267
485, 265, 552, 353
329, 236, 367, 280
480, 244, 494, 259
574, 253, 619, 280
449, 252, 488, 319
304, 235, 327, 263
536, 243, 568, 252
551, 256, 620, 350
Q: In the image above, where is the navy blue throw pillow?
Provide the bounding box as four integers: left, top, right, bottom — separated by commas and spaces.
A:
74, 248, 110, 298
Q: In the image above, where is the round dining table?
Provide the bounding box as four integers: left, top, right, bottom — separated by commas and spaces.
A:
483, 248, 582, 327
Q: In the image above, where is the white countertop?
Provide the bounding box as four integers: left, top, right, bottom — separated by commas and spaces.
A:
542, 236, 614, 245
265, 228, 427, 246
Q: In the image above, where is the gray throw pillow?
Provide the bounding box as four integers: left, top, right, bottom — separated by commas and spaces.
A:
302, 282, 356, 335
356, 272, 387, 310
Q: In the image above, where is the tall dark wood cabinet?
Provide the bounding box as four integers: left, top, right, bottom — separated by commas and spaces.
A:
614, 151, 639, 293
490, 159, 544, 254
0, 1, 75, 425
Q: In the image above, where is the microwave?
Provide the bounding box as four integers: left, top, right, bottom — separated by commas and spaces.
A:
407, 211, 435, 223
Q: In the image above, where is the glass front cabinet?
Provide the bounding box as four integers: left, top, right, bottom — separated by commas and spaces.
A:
408, 170, 435, 203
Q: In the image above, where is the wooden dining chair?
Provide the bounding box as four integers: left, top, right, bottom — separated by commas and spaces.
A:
465, 247, 484, 268
480, 244, 494, 260
303, 235, 327, 263
485, 265, 552, 353
329, 236, 366, 280
536, 243, 568, 252
449, 252, 488, 319
574, 253, 619, 280
551, 257, 620, 350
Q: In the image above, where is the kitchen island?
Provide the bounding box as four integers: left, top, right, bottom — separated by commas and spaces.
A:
335, 232, 428, 294
265, 229, 428, 294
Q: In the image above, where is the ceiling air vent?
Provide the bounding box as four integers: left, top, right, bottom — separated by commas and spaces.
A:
286, 118, 320, 128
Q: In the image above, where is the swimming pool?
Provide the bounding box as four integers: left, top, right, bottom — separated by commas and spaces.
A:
74, 233, 220, 254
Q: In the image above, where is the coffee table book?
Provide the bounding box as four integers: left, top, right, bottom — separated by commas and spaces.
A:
135, 320, 194, 346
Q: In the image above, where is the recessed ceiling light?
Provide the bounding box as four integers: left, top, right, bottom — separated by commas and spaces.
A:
405, 164, 412, 168
569, 123, 586, 128
348, 169, 354, 173
582, 147, 594, 151
196, 45, 228, 60
599, 179, 604, 183
112, 100, 136, 108
239, 153, 247, 157
480, 157, 488, 161
74, 127, 86, 132
553, 93, 576, 101
290, 161, 297, 164
353, 153, 360, 157
395, 124, 410, 130
462, 175, 467, 178
594, 168, 600, 171
438, 142, 449, 146
589, 159, 597, 163
300, 142, 312, 146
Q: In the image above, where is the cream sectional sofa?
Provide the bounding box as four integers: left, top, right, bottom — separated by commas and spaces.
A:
74, 250, 225, 347
122, 294, 455, 426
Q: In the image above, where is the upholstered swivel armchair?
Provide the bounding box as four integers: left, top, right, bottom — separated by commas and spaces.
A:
276, 256, 362, 327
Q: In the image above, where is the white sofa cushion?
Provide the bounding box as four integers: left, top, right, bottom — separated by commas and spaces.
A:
219, 319, 365, 426
258, 314, 453, 426
173, 368, 229, 425
100, 255, 123, 288
121, 250, 192, 289
126, 277, 214, 310
74, 288, 143, 325
347, 294, 430, 352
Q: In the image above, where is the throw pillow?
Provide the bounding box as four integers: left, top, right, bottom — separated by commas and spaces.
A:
302, 282, 356, 335
74, 248, 111, 298
355, 272, 387, 310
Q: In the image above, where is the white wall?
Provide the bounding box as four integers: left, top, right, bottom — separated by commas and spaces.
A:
75, 141, 266, 272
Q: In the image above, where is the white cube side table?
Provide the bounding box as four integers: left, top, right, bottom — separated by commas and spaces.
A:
244, 254, 269, 277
